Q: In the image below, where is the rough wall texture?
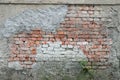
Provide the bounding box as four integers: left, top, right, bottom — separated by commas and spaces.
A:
6, 5, 111, 70
3, 5, 67, 37
0, 2, 120, 80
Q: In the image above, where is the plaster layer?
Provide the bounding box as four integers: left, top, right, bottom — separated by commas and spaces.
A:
1, 5, 67, 37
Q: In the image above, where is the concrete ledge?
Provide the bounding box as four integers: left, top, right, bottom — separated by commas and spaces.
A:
0, 0, 120, 5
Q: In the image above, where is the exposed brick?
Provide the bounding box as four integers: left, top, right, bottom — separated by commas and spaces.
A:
9, 5, 111, 69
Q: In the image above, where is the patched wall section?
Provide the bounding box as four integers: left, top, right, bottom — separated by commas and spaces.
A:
2, 5, 67, 37
1, 5, 111, 70
0, 1, 120, 79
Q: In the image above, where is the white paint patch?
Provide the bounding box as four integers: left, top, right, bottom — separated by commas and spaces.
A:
36, 41, 87, 61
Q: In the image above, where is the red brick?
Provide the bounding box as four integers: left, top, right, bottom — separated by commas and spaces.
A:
25, 55, 30, 61
31, 38, 37, 40
62, 41, 65, 45
65, 41, 70, 45
13, 57, 19, 61
31, 48, 37, 54
41, 41, 47, 44
14, 38, 19, 41
26, 43, 31, 48
83, 24, 88, 28
37, 37, 42, 40
19, 57, 25, 62
57, 31, 65, 34
29, 41, 35, 46
11, 50, 18, 54
49, 38, 55, 42
35, 41, 40, 45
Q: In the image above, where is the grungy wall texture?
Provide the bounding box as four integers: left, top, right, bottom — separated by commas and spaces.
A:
6, 5, 111, 70
0, 1, 120, 80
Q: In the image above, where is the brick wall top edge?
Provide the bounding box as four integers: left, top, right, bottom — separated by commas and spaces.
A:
0, 0, 120, 5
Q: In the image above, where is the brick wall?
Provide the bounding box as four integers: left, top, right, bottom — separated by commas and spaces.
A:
8, 5, 112, 69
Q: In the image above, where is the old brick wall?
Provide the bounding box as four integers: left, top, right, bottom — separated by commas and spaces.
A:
8, 5, 111, 69
0, 1, 120, 80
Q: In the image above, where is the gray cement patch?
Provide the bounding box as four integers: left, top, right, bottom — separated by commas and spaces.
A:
1, 5, 67, 38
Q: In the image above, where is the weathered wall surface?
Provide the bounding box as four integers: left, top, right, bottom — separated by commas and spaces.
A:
0, 1, 120, 80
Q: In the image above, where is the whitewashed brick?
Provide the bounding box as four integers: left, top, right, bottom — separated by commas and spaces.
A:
101, 18, 106, 21
50, 44, 60, 48
94, 11, 100, 16
55, 41, 62, 44
94, 18, 100, 21
61, 45, 67, 48
77, 42, 88, 45
29, 55, 36, 58
47, 47, 54, 51
41, 48, 47, 51
66, 14, 76, 17
54, 48, 65, 51
42, 44, 49, 48
80, 14, 89, 17
73, 47, 79, 52
81, 11, 88, 14
43, 51, 50, 54
48, 51, 55, 54
88, 18, 94, 21
20, 47, 29, 50
36, 47, 42, 54
67, 45, 73, 48
15, 41, 23, 44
